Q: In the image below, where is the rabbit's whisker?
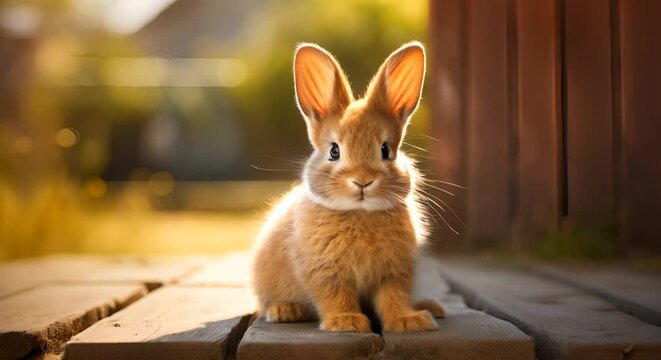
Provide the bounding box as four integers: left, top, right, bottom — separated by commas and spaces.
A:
421, 183, 455, 197
249, 164, 298, 172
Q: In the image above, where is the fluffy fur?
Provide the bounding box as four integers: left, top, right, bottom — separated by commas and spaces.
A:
251, 42, 443, 333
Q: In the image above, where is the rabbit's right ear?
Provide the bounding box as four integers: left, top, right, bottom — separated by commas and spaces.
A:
294, 44, 353, 126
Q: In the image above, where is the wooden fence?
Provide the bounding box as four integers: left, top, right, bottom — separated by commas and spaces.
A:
427, 0, 661, 254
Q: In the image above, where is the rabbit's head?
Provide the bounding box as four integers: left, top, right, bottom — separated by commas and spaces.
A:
295, 42, 425, 211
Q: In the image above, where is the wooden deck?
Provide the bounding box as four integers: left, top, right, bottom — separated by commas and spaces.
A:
1, 253, 660, 360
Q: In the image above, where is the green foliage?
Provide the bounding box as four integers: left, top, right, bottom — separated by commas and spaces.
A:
536, 225, 618, 260
0, 0, 431, 259
230, 0, 429, 161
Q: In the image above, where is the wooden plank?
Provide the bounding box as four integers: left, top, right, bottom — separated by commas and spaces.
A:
0, 257, 102, 298
514, 0, 562, 247
536, 264, 661, 326
63, 287, 255, 360
0, 284, 146, 360
465, 0, 511, 248
178, 251, 251, 287
618, 0, 661, 252
564, 0, 614, 225
70, 255, 211, 290
437, 258, 661, 359
381, 256, 534, 360
238, 256, 533, 360
0, 255, 209, 298
427, 0, 469, 249
236, 320, 383, 360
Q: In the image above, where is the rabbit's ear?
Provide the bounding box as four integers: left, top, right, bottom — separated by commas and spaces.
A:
367, 42, 425, 124
294, 43, 353, 122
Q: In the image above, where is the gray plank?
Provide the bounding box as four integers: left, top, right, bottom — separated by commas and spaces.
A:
238, 256, 533, 360
63, 287, 255, 360
0, 284, 146, 360
0, 257, 102, 298
0, 255, 210, 298
68, 255, 211, 290
536, 264, 661, 326
178, 252, 252, 287
379, 256, 534, 360
438, 258, 661, 360
237, 320, 384, 360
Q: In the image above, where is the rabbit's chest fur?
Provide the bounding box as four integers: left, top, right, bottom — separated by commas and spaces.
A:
289, 194, 417, 295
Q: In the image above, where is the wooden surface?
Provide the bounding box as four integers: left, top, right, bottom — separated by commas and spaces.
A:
178, 252, 251, 287
0, 255, 209, 298
437, 258, 661, 360
381, 257, 534, 360
3, 252, 661, 359
427, 0, 469, 249
465, 0, 511, 248
564, 0, 614, 225
0, 284, 146, 360
238, 256, 534, 360
536, 264, 661, 326
0, 257, 102, 298
237, 320, 384, 360
63, 287, 255, 360
619, 0, 661, 252
514, 0, 561, 248
427, 0, 661, 253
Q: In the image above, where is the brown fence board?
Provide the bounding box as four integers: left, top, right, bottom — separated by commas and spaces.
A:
0, 284, 146, 360
428, 0, 469, 248
464, 0, 511, 248
618, 0, 661, 252
564, 0, 615, 225
514, 0, 562, 248
437, 258, 661, 359
63, 287, 255, 360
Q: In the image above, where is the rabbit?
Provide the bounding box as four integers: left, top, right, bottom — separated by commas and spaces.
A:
251, 41, 444, 333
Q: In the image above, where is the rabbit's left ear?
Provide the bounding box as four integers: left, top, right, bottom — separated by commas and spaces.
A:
367, 42, 426, 124
294, 43, 353, 123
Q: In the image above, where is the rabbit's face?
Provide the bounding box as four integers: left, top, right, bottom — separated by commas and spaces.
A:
304, 101, 414, 211
295, 42, 425, 211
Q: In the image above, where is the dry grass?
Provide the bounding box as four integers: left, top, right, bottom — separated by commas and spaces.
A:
83, 210, 260, 256
0, 180, 287, 261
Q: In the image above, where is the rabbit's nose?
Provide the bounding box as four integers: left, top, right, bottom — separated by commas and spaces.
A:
351, 179, 375, 189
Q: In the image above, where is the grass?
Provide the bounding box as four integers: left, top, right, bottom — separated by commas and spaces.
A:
0, 179, 289, 261
82, 210, 261, 256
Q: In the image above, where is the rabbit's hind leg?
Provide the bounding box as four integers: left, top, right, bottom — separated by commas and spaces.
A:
414, 298, 445, 318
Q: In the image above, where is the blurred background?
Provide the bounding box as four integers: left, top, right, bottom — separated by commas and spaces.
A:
2, 0, 660, 262
0, 0, 430, 260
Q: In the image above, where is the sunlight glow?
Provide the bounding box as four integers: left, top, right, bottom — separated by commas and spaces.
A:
103, 0, 176, 34
96, 57, 248, 87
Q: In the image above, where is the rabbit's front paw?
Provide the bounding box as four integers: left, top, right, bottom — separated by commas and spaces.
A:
266, 302, 309, 322
383, 310, 438, 332
320, 312, 371, 333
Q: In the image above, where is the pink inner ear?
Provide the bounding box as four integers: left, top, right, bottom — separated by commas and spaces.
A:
384, 47, 425, 119
295, 47, 337, 119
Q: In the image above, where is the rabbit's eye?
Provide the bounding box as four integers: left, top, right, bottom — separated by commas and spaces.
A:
329, 143, 340, 161
381, 142, 391, 160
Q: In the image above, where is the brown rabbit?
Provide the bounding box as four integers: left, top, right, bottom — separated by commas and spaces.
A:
251, 42, 444, 333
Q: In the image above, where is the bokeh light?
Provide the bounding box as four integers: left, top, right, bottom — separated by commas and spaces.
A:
55, 128, 79, 148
